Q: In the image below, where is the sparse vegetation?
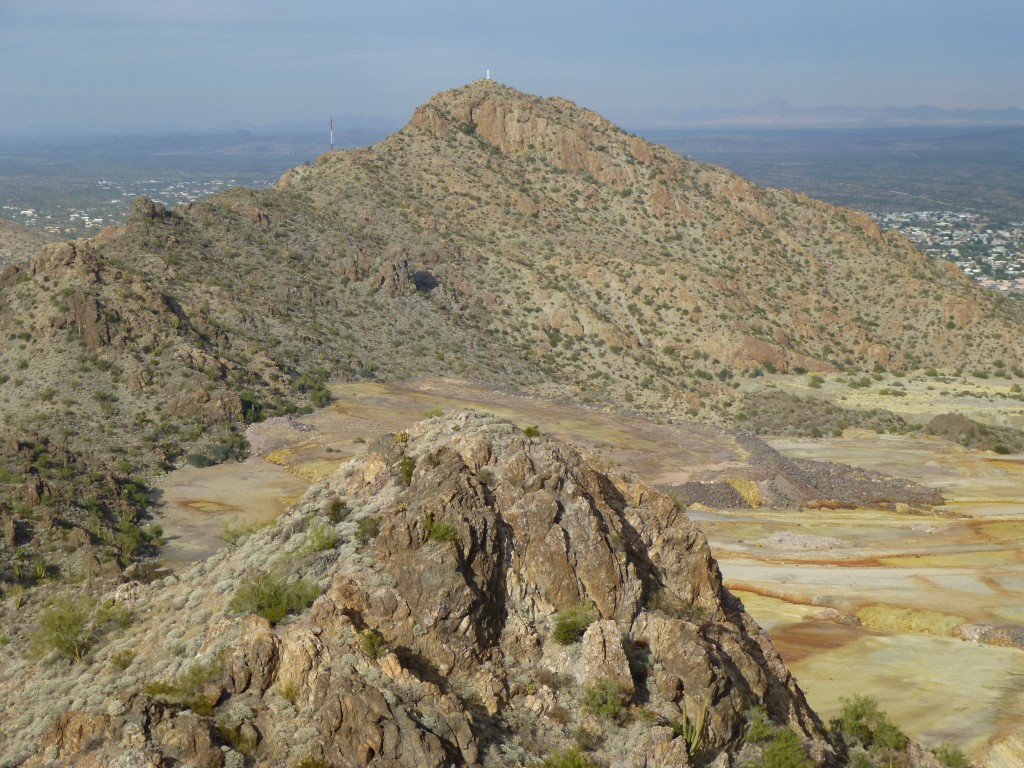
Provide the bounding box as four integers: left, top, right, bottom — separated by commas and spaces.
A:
552, 603, 595, 645
399, 455, 416, 486
423, 513, 456, 542
581, 678, 628, 722
671, 693, 710, 758
354, 515, 381, 545
228, 573, 321, 624
830, 694, 909, 756
542, 746, 599, 768
360, 629, 387, 660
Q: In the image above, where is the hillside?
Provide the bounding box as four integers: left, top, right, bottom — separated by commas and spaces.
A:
1, 80, 1022, 632
2, 414, 837, 766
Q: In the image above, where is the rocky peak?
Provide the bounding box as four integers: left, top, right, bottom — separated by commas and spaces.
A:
20, 412, 833, 767
407, 80, 654, 185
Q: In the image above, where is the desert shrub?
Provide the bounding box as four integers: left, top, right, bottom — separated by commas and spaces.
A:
744, 705, 776, 744
581, 678, 629, 722
306, 519, 337, 551
187, 453, 215, 468
399, 456, 416, 486
573, 726, 604, 751
552, 603, 594, 645
933, 743, 970, 768
354, 515, 381, 545
31, 600, 93, 661
422, 407, 444, 418
111, 648, 136, 670
228, 573, 320, 624
221, 517, 273, 545
477, 467, 496, 487
831, 694, 908, 753
542, 746, 599, 768
360, 629, 387, 660
759, 729, 814, 768
523, 425, 541, 438
423, 513, 455, 542
324, 496, 349, 523
145, 652, 225, 716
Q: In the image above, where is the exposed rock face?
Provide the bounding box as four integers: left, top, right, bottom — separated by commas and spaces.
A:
20, 413, 835, 767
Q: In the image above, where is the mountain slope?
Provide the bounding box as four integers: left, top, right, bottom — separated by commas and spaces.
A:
1, 79, 1022, 598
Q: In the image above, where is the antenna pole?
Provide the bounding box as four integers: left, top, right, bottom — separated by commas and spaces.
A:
330, 116, 334, 151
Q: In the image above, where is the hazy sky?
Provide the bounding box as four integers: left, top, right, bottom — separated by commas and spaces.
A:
1, 0, 1021, 132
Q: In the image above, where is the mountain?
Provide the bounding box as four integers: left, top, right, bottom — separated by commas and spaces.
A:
2, 79, 1023, 602
614, 101, 1024, 130
0, 78, 1006, 767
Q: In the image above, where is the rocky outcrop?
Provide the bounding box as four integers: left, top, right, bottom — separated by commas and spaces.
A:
22, 413, 835, 767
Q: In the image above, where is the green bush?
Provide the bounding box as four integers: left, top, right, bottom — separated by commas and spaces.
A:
31, 600, 93, 661
934, 743, 970, 768
324, 497, 349, 523
186, 453, 215, 468
399, 456, 416, 486
360, 629, 387, 660
523, 425, 541, 438
831, 694, 908, 753
424, 513, 456, 542
306, 519, 337, 551
542, 746, 599, 768
581, 678, 629, 722
228, 573, 321, 624
759, 729, 814, 768
145, 652, 225, 716
744, 705, 776, 744
552, 603, 594, 645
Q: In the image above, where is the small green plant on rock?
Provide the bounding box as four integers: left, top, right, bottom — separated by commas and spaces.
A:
423, 513, 456, 542
581, 677, 629, 722
399, 456, 416, 486
360, 629, 387, 660
552, 603, 595, 645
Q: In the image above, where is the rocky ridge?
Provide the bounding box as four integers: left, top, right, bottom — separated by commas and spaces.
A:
6, 413, 835, 767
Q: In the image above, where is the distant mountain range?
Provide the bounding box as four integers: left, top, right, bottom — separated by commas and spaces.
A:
7, 100, 1024, 141
612, 99, 1024, 130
